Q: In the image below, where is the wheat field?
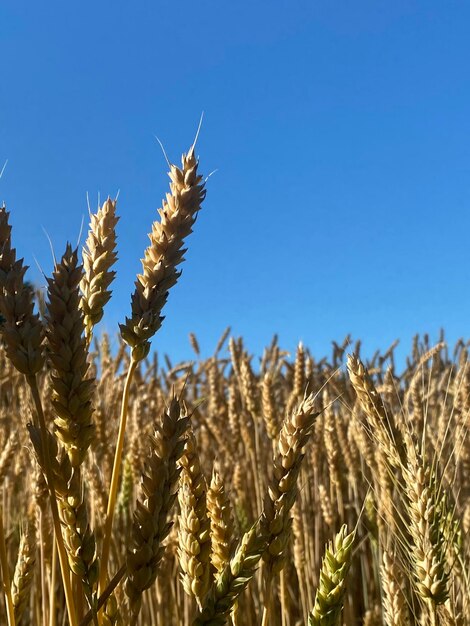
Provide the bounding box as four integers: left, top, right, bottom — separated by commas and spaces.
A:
0, 140, 468, 626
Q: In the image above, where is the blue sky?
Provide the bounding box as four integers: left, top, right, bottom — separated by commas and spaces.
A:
1, 1, 469, 365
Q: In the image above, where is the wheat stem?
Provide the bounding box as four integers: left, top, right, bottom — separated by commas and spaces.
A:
79, 564, 126, 626
99, 358, 137, 598
27, 374, 78, 626
0, 503, 16, 626
261, 570, 272, 626
48, 540, 57, 626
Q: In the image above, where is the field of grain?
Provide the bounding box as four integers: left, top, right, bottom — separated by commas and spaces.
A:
0, 141, 468, 626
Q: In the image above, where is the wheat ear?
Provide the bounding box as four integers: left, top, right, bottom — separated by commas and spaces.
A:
178, 431, 212, 609
44, 244, 100, 617
403, 433, 449, 609
0, 205, 45, 376
46, 243, 95, 468
207, 466, 235, 581
58, 466, 99, 604
28, 425, 98, 620
260, 394, 320, 626
193, 524, 265, 626
120, 145, 206, 362
80, 198, 119, 345
260, 394, 320, 575
0, 432, 18, 484
380, 550, 411, 626
308, 524, 355, 626
261, 372, 280, 440
11, 515, 36, 625
26, 417, 78, 625
347, 354, 404, 468
125, 397, 190, 623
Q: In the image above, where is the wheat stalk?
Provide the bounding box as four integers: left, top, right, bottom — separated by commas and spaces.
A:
100, 141, 206, 599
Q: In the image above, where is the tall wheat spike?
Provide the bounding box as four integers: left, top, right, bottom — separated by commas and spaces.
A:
207, 466, 235, 580
0, 206, 44, 376
46, 244, 95, 467
120, 145, 206, 362
100, 140, 207, 597
178, 431, 212, 609
80, 198, 119, 345
380, 550, 411, 626
260, 394, 320, 576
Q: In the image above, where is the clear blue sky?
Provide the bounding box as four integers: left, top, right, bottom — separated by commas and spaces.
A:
1, 1, 469, 364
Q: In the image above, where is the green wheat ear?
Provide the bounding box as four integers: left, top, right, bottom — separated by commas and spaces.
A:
308, 524, 355, 626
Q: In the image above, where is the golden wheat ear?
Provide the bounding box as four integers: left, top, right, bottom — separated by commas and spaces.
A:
178, 430, 212, 609
0, 207, 81, 625
193, 524, 265, 626
402, 432, 450, 610
11, 514, 37, 625
45, 243, 95, 468
260, 394, 320, 576
125, 397, 191, 623
0, 206, 45, 376
80, 197, 119, 346
380, 550, 411, 626
120, 146, 206, 363
207, 465, 235, 581
259, 394, 321, 626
